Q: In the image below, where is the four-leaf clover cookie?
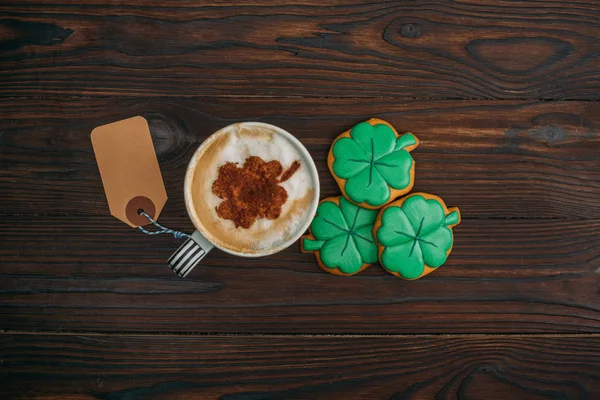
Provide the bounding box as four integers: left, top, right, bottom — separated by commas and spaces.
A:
301, 196, 379, 276
374, 193, 461, 280
328, 118, 419, 209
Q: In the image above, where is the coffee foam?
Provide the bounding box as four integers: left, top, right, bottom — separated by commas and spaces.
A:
188, 123, 317, 255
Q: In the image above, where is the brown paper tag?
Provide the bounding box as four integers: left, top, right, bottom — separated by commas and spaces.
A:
91, 116, 168, 228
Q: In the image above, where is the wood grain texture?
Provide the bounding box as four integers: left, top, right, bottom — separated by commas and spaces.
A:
3, 1, 600, 396
1, 215, 599, 333
2, 97, 599, 333
1, 333, 600, 400
1, 0, 600, 98
1, 97, 599, 219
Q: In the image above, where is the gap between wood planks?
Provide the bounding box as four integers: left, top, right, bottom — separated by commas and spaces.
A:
0, 95, 598, 101
1, 96, 485, 100
2, 330, 600, 338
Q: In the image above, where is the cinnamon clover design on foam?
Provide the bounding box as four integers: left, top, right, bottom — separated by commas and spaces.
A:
304, 118, 461, 279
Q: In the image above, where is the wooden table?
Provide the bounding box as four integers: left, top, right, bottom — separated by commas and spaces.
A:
2, 1, 600, 399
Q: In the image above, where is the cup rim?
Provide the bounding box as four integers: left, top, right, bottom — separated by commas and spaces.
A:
184, 122, 320, 258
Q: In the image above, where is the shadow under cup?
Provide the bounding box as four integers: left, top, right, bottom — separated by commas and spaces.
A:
170, 122, 320, 277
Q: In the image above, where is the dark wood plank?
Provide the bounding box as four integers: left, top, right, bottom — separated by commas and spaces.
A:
1, 215, 599, 333
2, 97, 599, 333
1, 1, 600, 98
1, 333, 600, 399
1, 98, 599, 219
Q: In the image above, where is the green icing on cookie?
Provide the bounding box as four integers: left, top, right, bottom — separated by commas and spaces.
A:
303, 196, 379, 275
332, 122, 417, 207
376, 194, 460, 279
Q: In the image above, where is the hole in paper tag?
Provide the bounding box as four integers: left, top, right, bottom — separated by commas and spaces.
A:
126, 196, 156, 226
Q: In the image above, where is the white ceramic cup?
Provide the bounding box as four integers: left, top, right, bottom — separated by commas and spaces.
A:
168, 122, 320, 277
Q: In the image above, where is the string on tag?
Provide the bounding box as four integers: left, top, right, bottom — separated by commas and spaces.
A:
137, 210, 190, 240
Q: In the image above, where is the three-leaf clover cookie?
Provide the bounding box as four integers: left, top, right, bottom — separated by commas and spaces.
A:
328, 118, 419, 209
374, 193, 461, 280
301, 196, 379, 276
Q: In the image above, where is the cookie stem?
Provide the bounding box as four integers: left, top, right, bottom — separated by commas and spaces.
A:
303, 238, 325, 252
394, 133, 418, 151
444, 210, 460, 226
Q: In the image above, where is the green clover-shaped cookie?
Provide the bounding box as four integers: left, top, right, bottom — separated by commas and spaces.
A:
328, 118, 419, 209
374, 193, 461, 280
301, 196, 379, 276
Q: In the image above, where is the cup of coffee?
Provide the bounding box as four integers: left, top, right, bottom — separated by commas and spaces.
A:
168, 122, 319, 277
